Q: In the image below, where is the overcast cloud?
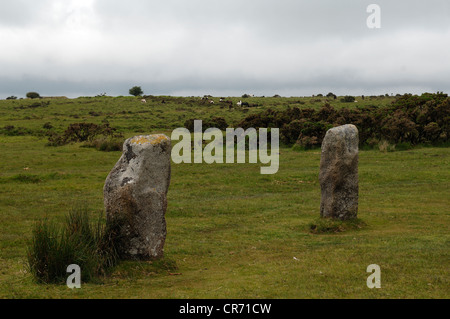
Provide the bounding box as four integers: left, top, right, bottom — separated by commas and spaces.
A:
0, 0, 449, 98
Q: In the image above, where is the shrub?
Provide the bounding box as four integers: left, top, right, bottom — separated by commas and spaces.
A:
237, 92, 449, 149
29, 101, 49, 108
26, 207, 118, 284
0, 125, 34, 136
297, 121, 329, 142
47, 123, 123, 146
210, 117, 228, 131
340, 95, 356, 103
183, 118, 199, 131
317, 103, 338, 122
296, 135, 320, 149
26, 92, 41, 99
380, 113, 418, 144
281, 120, 304, 145
423, 122, 441, 142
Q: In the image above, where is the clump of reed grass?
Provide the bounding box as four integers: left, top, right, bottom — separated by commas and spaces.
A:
26, 206, 119, 284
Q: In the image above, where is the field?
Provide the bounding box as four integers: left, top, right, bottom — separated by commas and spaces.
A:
0, 95, 448, 298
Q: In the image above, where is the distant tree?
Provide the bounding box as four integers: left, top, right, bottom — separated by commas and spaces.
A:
26, 92, 41, 99
326, 92, 337, 99
6, 96, 17, 100
129, 86, 143, 97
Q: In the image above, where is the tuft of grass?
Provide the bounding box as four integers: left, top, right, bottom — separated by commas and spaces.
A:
378, 140, 396, 152
308, 217, 367, 234
26, 206, 119, 284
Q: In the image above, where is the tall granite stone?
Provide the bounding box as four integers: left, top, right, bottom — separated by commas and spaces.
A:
319, 124, 359, 220
104, 134, 171, 260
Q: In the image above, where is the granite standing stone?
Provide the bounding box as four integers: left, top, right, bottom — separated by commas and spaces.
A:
319, 124, 359, 220
104, 134, 171, 260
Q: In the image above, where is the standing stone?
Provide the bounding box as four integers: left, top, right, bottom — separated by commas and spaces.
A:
104, 134, 171, 260
319, 124, 359, 220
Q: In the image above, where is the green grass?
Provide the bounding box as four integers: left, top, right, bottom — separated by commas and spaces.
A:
0, 95, 397, 137
308, 218, 367, 234
0, 96, 448, 298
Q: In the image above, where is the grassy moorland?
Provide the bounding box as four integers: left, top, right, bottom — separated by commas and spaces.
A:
0, 95, 448, 298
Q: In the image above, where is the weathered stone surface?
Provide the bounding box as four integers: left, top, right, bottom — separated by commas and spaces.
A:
104, 134, 171, 260
319, 124, 359, 220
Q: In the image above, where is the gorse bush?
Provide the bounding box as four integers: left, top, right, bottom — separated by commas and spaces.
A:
340, 95, 356, 103
238, 93, 450, 149
0, 125, 34, 136
29, 101, 50, 108
47, 122, 123, 146
184, 116, 228, 131
26, 206, 119, 284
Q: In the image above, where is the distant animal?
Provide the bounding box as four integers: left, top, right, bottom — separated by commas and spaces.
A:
209, 100, 214, 104
141, 99, 147, 103
237, 100, 242, 106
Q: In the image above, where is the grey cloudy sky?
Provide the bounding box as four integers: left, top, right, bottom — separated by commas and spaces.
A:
0, 0, 449, 98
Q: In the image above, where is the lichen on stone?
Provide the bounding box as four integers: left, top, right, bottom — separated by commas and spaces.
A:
130, 134, 169, 146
